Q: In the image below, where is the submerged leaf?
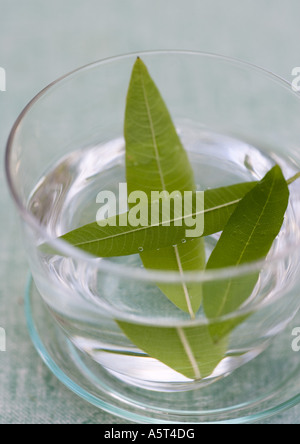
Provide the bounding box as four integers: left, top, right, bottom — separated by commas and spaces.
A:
119, 57, 227, 379
118, 321, 228, 380
203, 165, 290, 341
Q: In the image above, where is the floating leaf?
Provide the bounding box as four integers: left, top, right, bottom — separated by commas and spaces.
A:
125, 57, 206, 316
55, 181, 254, 257
44, 173, 298, 259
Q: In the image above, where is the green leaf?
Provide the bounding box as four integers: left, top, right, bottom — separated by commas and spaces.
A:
117, 321, 228, 380
42, 57, 299, 381
203, 165, 290, 341
55, 181, 254, 257
125, 58, 197, 198
125, 57, 206, 317
43, 172, 298, 260
118, 57, 227, 380
42, 172, 298, 260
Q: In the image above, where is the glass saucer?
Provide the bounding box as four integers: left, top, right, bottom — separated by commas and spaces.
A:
25, 276, 300, 424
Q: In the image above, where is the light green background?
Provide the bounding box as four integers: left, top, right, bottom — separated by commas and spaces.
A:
1, 0, 300, 424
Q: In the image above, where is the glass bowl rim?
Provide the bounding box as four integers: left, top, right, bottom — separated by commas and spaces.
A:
5, 49, 300, 285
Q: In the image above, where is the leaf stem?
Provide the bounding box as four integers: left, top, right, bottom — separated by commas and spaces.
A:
174, 245, 196, 319
287, 172, 300, 186
177, 327, 201, 379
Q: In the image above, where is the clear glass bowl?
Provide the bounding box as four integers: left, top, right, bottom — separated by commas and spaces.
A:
25, 275, 300, 423
5, 51, 300, 398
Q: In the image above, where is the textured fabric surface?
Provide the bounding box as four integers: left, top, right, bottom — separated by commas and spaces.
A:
1, 0, 300, 424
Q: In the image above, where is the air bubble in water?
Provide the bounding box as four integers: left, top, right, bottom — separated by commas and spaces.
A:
138, 247, 144, 252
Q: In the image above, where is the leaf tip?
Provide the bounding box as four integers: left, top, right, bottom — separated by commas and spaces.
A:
133, 56, 146, 71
